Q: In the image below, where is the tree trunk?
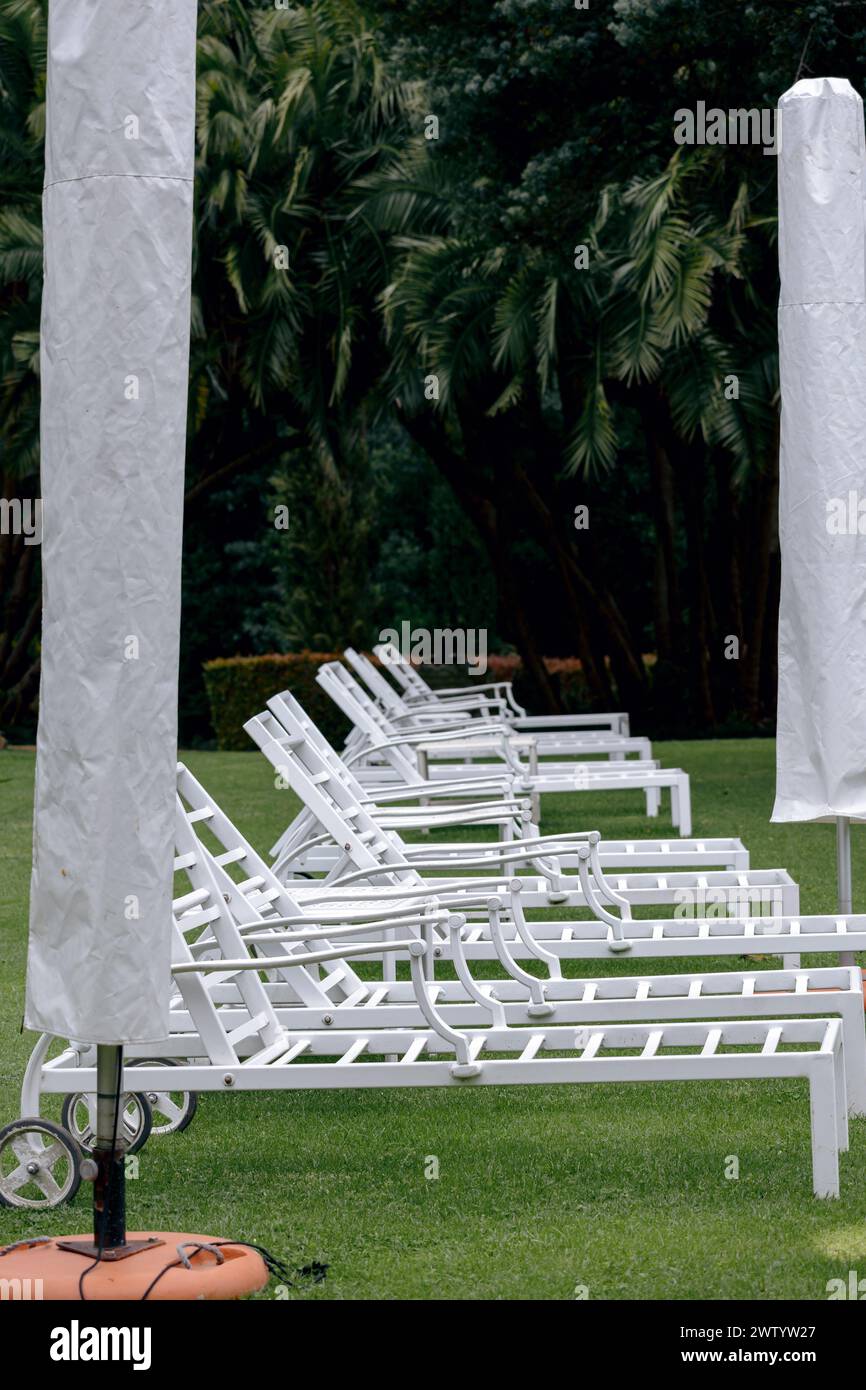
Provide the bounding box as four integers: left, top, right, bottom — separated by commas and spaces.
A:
638, 392, 683, 661
0, 489, 42, 732
742, 417, 780, 721
397, 407, 562, 710
673, 441, 716, 727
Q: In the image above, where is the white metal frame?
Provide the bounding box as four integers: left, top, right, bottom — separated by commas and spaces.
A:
167, 764, 866, 1118
249, 701, 789, 922
29, 1020, 848, 1197
347, 647, 649, 761
243, 701, 866, 970
317, 659, 692, 832
17, 764, 861, 1200
374, 639, 631, 736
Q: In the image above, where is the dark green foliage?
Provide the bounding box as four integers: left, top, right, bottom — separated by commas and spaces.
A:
8, 1, 866, 740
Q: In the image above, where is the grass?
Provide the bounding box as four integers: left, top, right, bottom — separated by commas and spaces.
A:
2, 739, 866, 1299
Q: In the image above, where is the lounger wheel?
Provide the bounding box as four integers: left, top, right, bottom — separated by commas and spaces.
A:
126, 1059, 198, 1135
60, 1091, 153, 1156
0, 1117, 83, 1209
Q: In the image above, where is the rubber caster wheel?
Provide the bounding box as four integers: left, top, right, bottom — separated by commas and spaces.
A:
61, 1091, 153, 1155
0, 1117, 83, 1209
127, 1059, 198, 1136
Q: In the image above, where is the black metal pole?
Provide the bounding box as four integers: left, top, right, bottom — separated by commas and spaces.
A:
92, 1043, 126, 1250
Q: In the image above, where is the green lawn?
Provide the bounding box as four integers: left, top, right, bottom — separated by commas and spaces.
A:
2, 740, 866, 1300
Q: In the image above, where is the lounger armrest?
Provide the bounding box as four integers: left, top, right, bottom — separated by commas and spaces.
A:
347, 727, 516, 758
363, 776, 516, 802
418, 681, 512, 699
390, 699, 504, 719
512, 714, 627, 730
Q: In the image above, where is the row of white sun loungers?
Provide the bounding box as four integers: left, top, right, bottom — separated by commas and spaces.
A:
15, 655, 866, 1203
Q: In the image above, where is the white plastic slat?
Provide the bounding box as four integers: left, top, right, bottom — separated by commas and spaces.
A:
214, 847, 246, 867
274, 1039, 311, 1066
701, 1028, 722, 1057
337, 1038, 369, 1066
519, 1034, 545, 1062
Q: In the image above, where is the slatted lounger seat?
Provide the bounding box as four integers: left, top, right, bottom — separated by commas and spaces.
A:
30, 1015, 850, 1199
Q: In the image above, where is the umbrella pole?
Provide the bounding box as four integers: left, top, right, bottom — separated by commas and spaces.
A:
836, 816, 855, 967
56, 1041, 163, 1261
93, 1043, 127, 1250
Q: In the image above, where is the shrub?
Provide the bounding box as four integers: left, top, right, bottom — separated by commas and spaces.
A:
202, 652, 349, 751
201, 648, 640, 752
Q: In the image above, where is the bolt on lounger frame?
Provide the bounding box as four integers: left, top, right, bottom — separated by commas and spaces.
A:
316, 659, 691, 832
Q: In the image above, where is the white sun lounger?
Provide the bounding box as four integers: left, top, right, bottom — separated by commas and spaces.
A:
317, 660, 692, 832
255, 694, 769, 910
165, 761, 866, 1123
244, 701, 866, 972
347, 647, 650, 762
13, 789, 856, 1203
374, 639, 631, 737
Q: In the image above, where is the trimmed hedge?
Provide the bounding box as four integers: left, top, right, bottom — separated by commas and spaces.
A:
428, 654, 594, 714
202, 652, 350, 751
202, 649, 654, 750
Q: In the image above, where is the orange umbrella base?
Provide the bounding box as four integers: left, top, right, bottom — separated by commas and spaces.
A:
0, 1233, 269, 1300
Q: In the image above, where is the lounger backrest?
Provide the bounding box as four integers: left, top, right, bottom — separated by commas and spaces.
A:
175, 761, 370, 1008
172, 793, 285, 1055
316, 661, 424, 785
344, 647, 407, 716
244, 704, 424, 887
373, 641, 432, 699
263, 688, 371, 859
268, 690, 370, 800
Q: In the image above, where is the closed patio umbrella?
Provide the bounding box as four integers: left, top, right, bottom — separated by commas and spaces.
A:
4, 0, 266, 1294
773, 76, 866, 941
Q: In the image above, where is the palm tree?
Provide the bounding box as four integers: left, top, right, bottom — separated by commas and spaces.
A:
189, 0, 439, 646
380, 145, 780, 722
570, 151, 779, 723
0, 0, 437, 727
